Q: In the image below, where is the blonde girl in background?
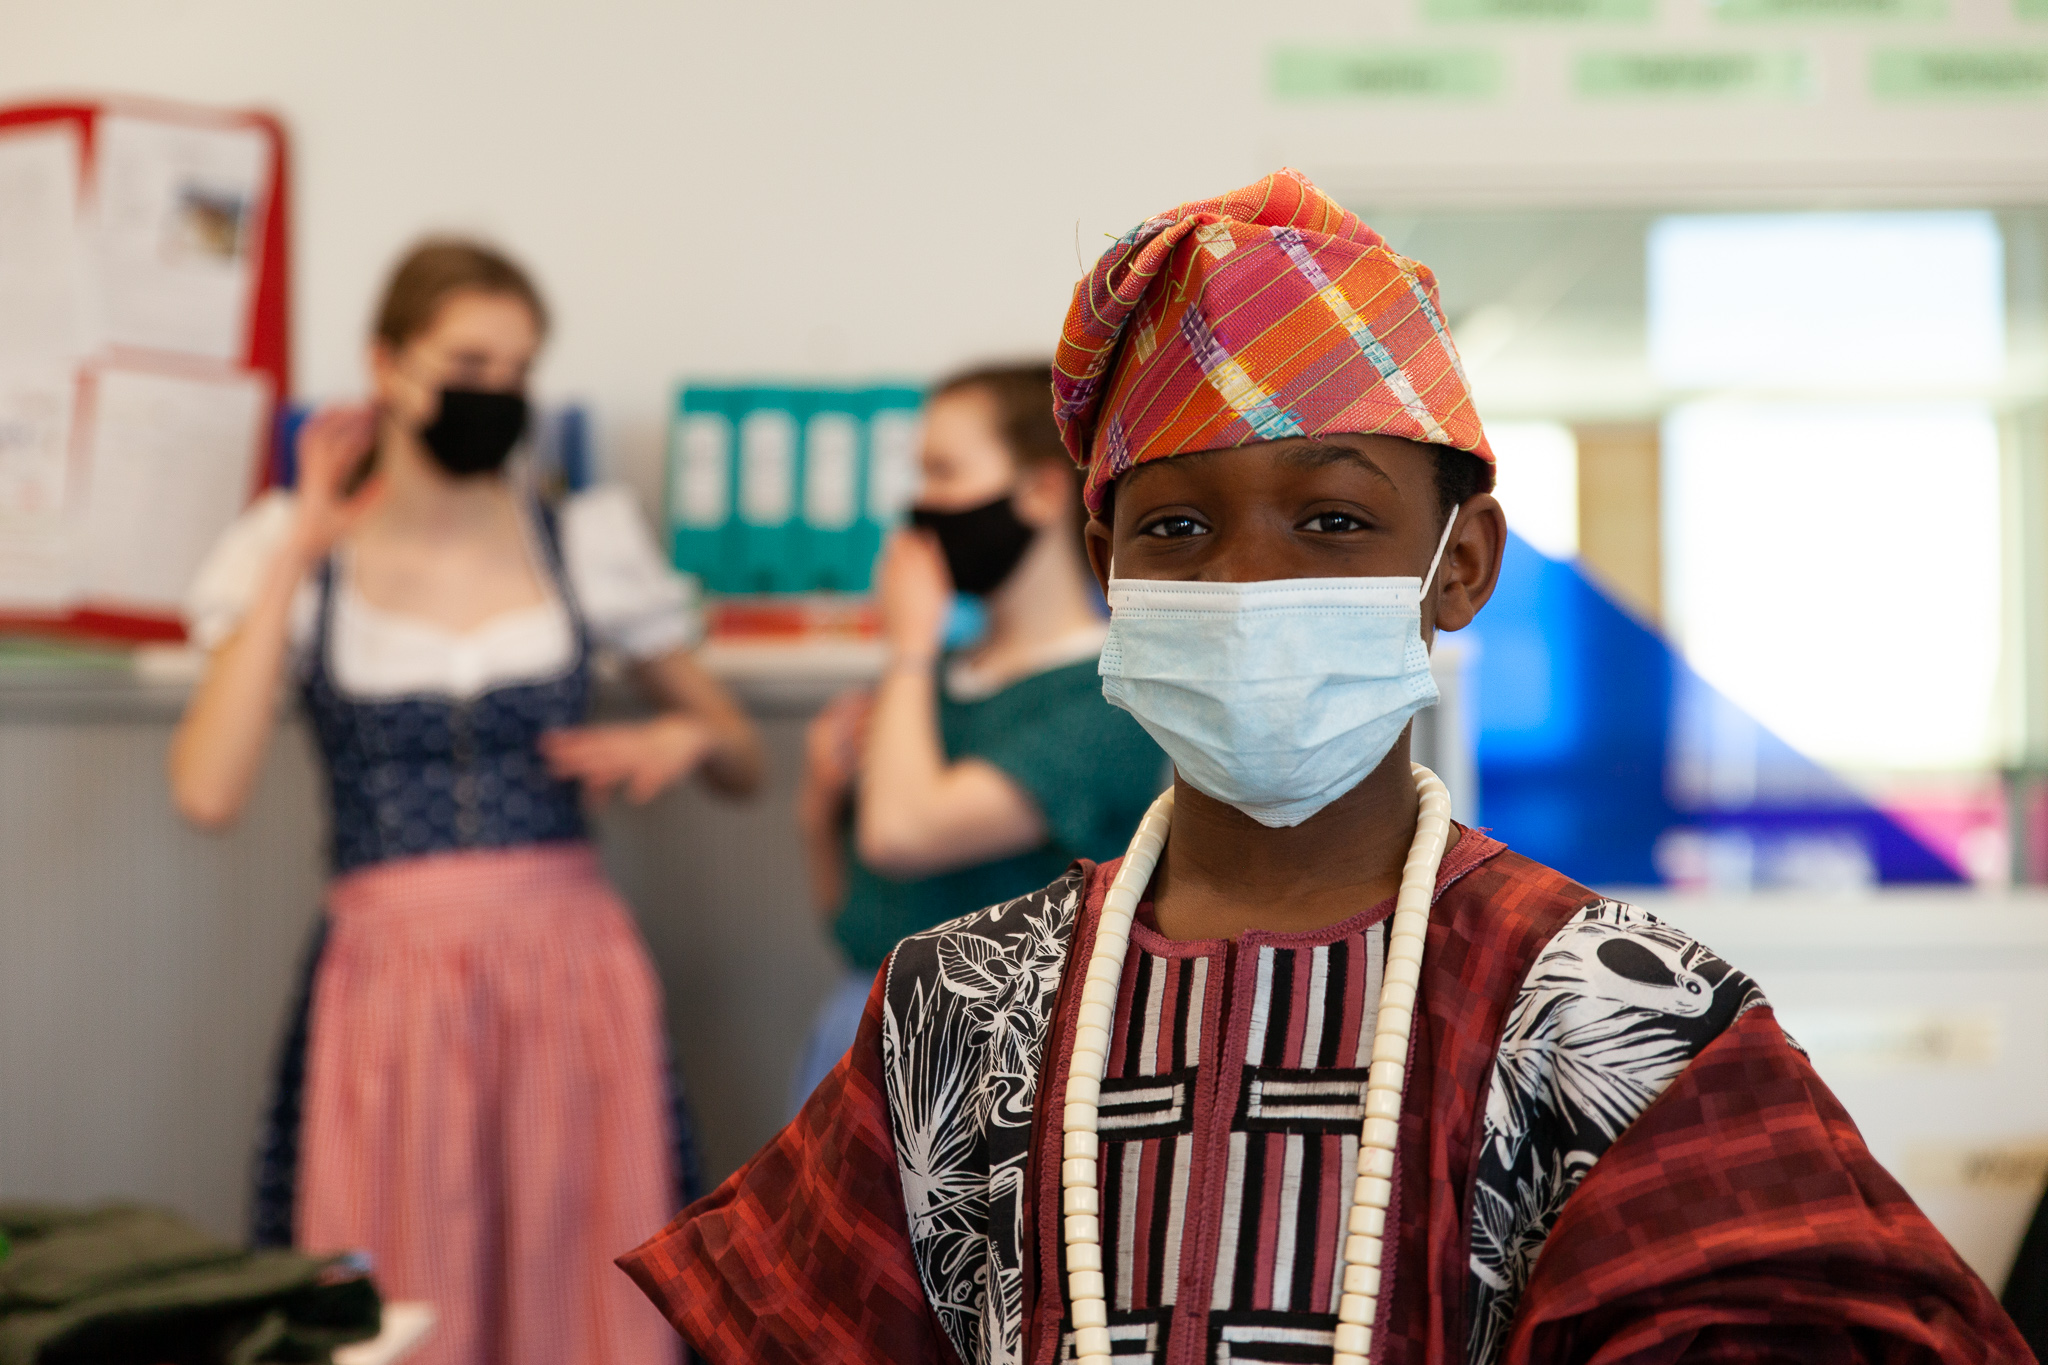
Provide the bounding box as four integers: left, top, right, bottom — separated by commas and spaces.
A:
171, 240, 762, 1365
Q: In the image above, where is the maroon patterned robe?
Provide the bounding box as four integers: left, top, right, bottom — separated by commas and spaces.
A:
620, 832, 2028, 1365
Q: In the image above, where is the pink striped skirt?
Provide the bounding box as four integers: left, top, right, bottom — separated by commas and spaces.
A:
297, 843, 680, 1365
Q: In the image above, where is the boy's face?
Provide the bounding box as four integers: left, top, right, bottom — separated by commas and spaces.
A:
1084, 433, 1504, 639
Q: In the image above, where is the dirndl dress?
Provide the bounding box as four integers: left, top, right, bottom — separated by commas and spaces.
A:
249, 509, 693, 1365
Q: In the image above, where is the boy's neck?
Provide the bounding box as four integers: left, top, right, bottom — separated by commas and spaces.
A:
1147, 736, 1431, 942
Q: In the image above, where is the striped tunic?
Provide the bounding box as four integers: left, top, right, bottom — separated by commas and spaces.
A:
1055, 903, 1390, 1364
621, 844, 2030, 1365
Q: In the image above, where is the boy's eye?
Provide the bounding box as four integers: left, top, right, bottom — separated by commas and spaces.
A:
1141, 514, 1208, 539
1301, 510, 1368, 533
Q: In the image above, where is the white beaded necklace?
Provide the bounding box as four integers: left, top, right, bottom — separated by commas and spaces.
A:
1060, 763, 1454, 1365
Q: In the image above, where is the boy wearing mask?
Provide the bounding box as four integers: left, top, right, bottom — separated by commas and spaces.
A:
623, 172, 2024, 1365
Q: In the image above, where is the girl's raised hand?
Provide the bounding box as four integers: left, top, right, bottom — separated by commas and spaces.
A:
875, 528, 952, 668
287, 403, 382, 562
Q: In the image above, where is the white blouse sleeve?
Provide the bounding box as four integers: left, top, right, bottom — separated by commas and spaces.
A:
182, 490, 319, 656
557, 485, 705, 660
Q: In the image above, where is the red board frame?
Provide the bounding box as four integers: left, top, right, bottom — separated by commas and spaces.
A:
0, 96, 291, 643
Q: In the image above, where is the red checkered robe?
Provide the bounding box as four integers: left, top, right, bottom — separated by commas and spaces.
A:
619, 836, 2028, 1365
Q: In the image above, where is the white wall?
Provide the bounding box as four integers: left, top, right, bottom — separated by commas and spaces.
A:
3, 1, 1276, 500
7, 0, 2045, 500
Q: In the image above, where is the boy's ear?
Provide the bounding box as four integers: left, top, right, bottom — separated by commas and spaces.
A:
1085, 516, 1113, 596
1431, 493, 1506, 635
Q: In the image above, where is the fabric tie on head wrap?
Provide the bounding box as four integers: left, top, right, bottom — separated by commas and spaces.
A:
1052, 168, 1495, 513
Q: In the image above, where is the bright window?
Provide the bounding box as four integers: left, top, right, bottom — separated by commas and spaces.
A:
1483, 420, 1578, 560
1662, 401, 2002, 772
1648, 212, 2005, 391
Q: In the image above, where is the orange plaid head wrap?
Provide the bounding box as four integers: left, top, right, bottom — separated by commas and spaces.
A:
1053, 168, 1494, 514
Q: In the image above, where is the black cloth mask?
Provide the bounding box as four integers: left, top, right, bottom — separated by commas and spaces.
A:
910, 493, 1037, 596
420, 388, 529, 477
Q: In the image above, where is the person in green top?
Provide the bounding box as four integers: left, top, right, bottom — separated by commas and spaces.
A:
792, 363, 1166, 1107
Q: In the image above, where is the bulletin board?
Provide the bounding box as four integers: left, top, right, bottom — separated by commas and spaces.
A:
0, 96, 290, 643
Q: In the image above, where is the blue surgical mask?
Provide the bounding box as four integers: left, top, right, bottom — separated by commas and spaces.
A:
1098, 513, 1458, 828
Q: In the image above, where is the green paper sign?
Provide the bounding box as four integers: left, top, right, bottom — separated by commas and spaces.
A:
1714, 0, 1943, 20
1270, 46, 1504, 98
1872, 46, 2048, 97
1576, 49, 1810, 95
1424, 0, 1654, 20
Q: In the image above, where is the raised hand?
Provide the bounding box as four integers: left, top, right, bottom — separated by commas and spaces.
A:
875, 528, 952, 668
287, 403, 383, 562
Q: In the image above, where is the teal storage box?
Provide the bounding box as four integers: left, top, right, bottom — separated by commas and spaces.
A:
798, 391, 868, 591
668, 387, 739, 592
666, 382, 926, 595
851, 386, 925, 592
730, 387, 805, 594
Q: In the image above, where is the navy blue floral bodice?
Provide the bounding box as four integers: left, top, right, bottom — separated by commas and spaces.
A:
301, 509, 592, 876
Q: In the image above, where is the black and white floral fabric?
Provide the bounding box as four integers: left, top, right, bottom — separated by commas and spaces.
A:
882, 869, 1087, 1365
878, 878, 1771, 1365
1464, 899, 1767, 1365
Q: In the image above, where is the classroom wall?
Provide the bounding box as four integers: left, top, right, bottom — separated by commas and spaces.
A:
6, 0, 2045, 505
0, 685, 843, 1236
8, 0, 2048, 1265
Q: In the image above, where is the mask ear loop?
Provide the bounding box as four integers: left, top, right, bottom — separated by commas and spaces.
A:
1419, 509, 1460, 610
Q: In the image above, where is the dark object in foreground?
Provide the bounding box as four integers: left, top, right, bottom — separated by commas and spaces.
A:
2006, 1183, 2048, 1361
0, 1202, 379, 1365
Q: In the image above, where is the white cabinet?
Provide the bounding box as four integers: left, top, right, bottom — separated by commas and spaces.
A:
1642, 889, 2048, 1290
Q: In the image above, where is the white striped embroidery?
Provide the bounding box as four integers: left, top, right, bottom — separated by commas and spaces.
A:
1244, 1075, 1371, 1124
1215, 1320, 1337, 1364
1244, 948, 1277, 1062
1058, 1319, 1161, 1364
1160, 1138, 1194, 1307
1210, 1130, 1251, 1310
1356, 922, 1385, 1067
1097, 1081, 1188, 1134
1138, 964, 1168, 1076
1269, 1135, 1307, 1311
1156, 956, 1205, 1312
1299, 946, 1330, 1068
1117, 1143, 1144, 1312
1327, 1133, 1360, 1309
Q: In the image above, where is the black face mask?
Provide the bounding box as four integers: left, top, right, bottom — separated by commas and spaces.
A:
420, 388, 528, 477
910, 493, 1036, 596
